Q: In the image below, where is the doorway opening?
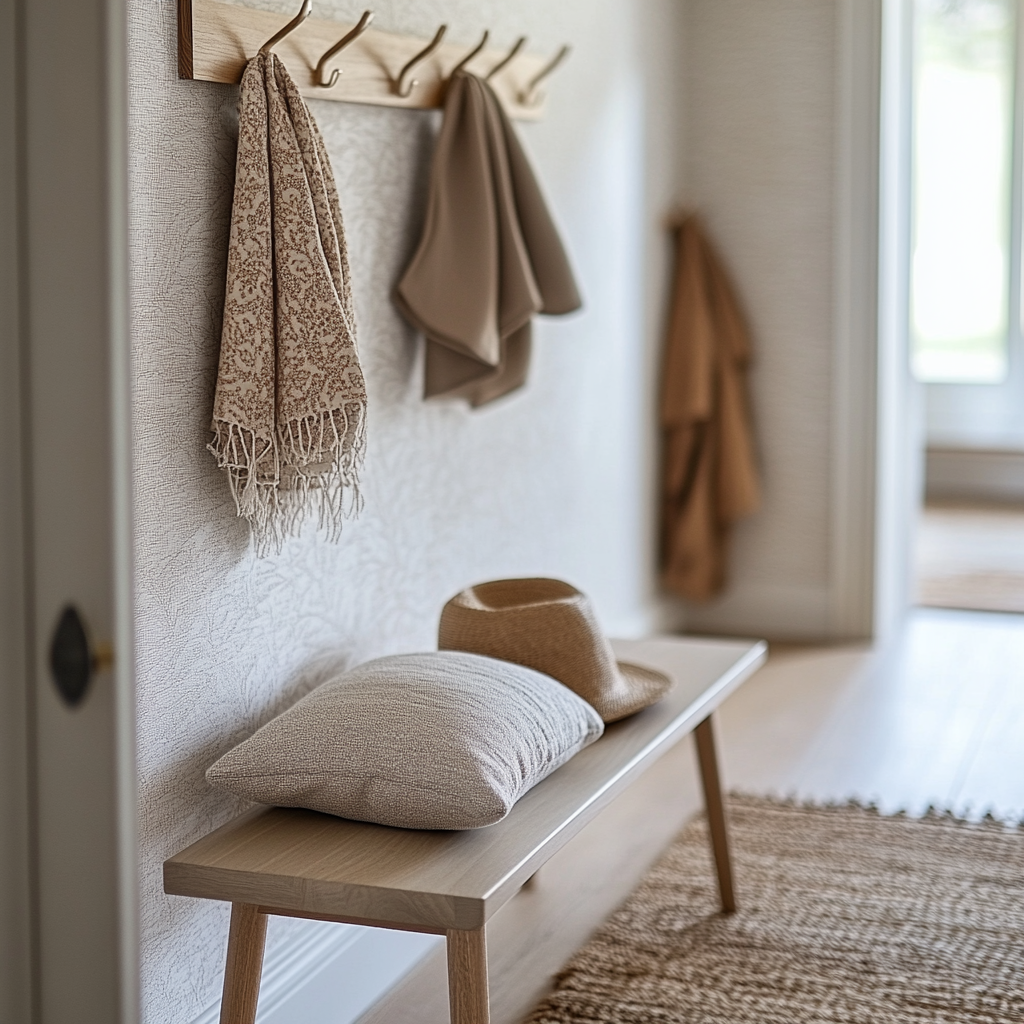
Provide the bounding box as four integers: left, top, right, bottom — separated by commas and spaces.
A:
908, 0, 1024, 614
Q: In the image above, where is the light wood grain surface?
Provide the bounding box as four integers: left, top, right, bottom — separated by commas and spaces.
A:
218, 904, 267, 1024
916, 502, 1024, 613
180, 0, 556, 119
164, 637, 766, 930
694, 716, 735, 913
720, 609, 1024, 820
445, 928, 489, 1024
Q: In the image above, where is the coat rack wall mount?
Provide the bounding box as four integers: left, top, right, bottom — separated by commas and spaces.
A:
178, 0, 570, 121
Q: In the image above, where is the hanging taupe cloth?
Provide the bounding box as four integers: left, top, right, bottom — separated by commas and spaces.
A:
660, 214, 760, 601
395, 72, 581, 407
210, 52, 366, 554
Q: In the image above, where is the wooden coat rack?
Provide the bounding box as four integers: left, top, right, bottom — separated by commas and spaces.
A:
178, 0, 569, 121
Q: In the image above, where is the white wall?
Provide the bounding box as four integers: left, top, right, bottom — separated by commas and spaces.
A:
127, 1, 684, 1022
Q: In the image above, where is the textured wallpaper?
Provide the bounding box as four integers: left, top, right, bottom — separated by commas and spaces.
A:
127, 1, 684, 1020
683, 0, 839, 636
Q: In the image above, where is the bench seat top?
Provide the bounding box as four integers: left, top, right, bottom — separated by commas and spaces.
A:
163, 636, 766, 931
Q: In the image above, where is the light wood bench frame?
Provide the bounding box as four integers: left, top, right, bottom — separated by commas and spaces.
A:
165, 637, 767, 1024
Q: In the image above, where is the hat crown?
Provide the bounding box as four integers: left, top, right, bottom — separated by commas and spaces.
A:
459, 577, 581, 611
439, 578, 642, 718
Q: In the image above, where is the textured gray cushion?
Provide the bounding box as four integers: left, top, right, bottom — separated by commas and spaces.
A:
206, 651, 604, 830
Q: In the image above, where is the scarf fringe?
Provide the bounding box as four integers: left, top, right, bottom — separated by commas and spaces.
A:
208, 402, 367, 557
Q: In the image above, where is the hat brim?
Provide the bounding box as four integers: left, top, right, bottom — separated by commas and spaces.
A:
597, 661, 675, 723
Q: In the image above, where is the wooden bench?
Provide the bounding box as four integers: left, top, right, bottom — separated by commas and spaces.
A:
164, 635, 767, 1024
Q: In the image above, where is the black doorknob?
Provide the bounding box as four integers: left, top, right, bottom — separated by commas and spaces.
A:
49, 605, 113, 707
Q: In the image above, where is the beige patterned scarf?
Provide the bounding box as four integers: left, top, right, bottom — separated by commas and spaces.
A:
210, 52, 366, 554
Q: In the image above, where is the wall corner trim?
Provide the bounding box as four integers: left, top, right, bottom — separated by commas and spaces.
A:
685, 582, 832, 643
189, 922, 439, 1024
828, 0, 884, 641
190, 923, 364, 1024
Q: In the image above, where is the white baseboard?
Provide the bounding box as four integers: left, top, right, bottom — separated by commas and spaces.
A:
682, 582, 830, 641
925, 448, 1024, 504
607, 597, 686, 639
190, 921, 440, 1024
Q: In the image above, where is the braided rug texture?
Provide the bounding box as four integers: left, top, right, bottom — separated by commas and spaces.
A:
527, 795, 1024, 1023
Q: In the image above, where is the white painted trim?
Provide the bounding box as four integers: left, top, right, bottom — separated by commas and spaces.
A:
922, 0, 1024, 450
0, 0, 32, 1016
685, 583, 831, 641
254, 923, 364, 1022
190, 923, 362, 1024
18, 0, 138, 1018
829, 0, 884, 640
258, 928, 440, 1024
189, 923, 439, 1024
874, 0, 920, 641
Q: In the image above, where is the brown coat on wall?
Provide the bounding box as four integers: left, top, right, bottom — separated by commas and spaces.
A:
660, 214, 761, 601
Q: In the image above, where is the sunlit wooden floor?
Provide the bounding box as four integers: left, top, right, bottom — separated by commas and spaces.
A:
917, 501, 1024, 613
719, 606, 1024, 823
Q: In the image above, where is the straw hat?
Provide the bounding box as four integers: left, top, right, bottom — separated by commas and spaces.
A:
438, 578, 673, 723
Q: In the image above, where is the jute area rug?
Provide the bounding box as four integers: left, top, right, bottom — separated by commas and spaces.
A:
527, 795, 1024, 1023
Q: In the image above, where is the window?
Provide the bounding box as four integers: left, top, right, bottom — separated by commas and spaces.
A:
911, 0, 1015, 384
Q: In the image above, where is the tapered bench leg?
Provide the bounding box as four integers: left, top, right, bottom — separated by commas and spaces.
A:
446, 926, 490, 1024
220, 903, 268, 1024
694, 714, 736, 913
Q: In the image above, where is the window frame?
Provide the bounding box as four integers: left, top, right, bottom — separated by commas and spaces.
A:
920, 0, 1024, 448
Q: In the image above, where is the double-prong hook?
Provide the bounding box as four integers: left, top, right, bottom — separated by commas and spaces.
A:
259, 0, 312, 55
519, 44, 570, 106
395, 25, 447, 98
315, 10, 374, 88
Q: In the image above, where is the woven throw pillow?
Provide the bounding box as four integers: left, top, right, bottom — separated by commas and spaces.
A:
206, 651, 604, 830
